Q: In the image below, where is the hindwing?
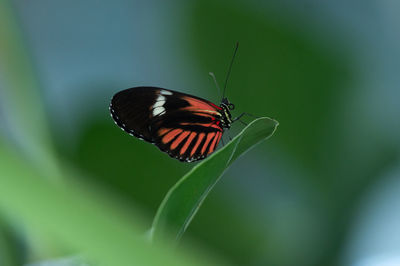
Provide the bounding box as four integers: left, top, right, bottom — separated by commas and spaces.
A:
110, 86, 225, 162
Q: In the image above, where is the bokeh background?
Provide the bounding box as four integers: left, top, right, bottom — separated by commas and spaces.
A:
1, 0, 400, 265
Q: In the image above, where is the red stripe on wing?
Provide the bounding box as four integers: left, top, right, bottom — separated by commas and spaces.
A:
180, 132, 197, 155
201, 132, 216, 154
158, 128, 172, 136
171, 131, 190, 150
182, 96, 221, 111
208, 131, 222, 154
191, 133, 205, 157
162, 129, 182, 144
179, 122, 222, 131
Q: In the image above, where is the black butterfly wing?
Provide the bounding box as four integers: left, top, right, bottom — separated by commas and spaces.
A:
110, 87, 157, 141
110, 86, 224, 162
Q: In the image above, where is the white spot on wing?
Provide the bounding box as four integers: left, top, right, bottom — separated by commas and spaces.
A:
153, 95, 166, 108
160, 90, 173, 95
152, 94, 166, 117
153, 106, 165, 116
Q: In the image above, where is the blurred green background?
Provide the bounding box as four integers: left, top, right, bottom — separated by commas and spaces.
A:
1, 0, 400, 265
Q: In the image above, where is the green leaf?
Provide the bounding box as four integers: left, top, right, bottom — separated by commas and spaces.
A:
0, 217, 23, 266
0, 141, 223, 266
151, 117, 278, 241
25, 256, 83, 266
0, 0, 61, 179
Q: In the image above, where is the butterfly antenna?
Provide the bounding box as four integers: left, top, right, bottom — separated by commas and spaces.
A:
209, 72, 222, 99
222, 42, 239, 99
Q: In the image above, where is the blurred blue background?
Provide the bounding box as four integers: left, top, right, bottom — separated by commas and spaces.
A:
1, 0, 400, 265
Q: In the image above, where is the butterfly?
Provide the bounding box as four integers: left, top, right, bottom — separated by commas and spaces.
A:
110, 43, 247, 162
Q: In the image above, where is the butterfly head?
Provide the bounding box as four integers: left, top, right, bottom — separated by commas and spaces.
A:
221, 97, 235, 110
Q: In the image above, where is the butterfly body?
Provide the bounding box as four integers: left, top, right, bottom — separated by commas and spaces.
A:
110, 86, 234, 162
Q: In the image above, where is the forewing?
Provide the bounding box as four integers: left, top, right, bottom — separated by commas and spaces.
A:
110, 87, 160, 141
110, 86, 224, 162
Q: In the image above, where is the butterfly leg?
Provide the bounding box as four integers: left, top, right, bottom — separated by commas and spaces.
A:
233, 112, 259, 121
232, 113, 247, 125
233, 112, 260, 126
243, 112, 259, 118
237, 119, 248, 126
224, 128, 233, 142
232, 113, 245, 122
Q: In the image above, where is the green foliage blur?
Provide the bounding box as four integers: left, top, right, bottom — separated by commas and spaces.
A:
1, 0, 399, 265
